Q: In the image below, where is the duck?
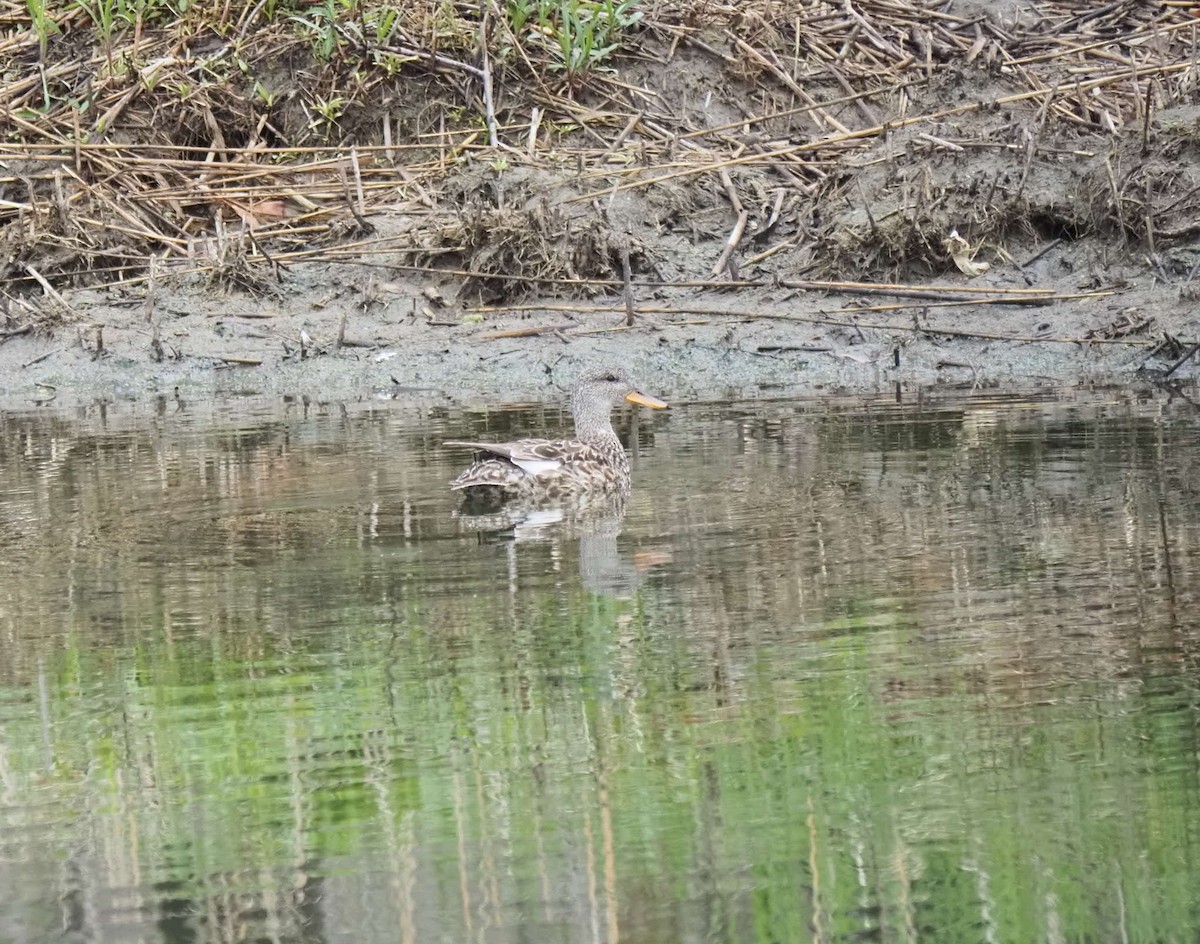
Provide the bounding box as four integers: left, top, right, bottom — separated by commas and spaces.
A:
445, 365, 668, 507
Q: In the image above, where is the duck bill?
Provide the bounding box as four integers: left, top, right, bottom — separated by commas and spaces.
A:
625, 390, 669, 410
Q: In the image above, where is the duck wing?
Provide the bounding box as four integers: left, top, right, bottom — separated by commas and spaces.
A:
445, 438, 599, 477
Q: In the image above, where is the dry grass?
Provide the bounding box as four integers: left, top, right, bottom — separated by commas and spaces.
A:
3, 0, 1200, 315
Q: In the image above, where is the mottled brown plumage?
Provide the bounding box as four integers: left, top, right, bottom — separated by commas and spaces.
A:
446, 366, 668, 507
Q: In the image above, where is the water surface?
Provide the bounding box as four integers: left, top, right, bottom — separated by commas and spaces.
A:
1, 387, 1199, 944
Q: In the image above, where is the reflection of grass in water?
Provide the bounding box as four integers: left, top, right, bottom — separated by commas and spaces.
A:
2, 595, 1198, 942
602, 627, 1200, 943
35, 636, 422, 868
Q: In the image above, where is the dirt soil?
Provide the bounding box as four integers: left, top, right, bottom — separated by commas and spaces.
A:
3, 1, 1200, 408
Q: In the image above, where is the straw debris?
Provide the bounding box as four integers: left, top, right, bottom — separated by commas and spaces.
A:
2, 0, 1199, 318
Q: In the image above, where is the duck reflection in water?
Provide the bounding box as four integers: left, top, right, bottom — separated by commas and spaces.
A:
453, 492, 670, 600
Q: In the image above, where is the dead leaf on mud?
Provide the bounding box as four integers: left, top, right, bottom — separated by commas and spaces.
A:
421, 286, 448, 308
831, 347, 878, 364
943, 230, 991, 278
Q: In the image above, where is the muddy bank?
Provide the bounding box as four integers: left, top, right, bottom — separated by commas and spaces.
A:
5, 1, 1200, 408
2, 235, 1196, 411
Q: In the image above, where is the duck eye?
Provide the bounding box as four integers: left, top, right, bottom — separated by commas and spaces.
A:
604, 373, 618, 382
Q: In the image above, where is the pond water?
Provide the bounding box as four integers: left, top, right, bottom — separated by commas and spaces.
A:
1, 385, 1199, 944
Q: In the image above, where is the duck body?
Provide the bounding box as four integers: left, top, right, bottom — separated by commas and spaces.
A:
446, 366, 667, 509
448, 435, 631, 504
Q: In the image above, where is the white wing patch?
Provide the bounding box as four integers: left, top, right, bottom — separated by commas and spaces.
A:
512, 457, 563, 476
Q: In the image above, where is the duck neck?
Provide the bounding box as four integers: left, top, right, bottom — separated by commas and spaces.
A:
571, 392, 619, 445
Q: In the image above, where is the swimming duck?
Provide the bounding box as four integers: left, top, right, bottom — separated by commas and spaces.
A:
446, 365, 668, 506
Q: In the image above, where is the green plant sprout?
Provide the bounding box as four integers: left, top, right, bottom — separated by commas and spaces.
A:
506, 0, 641, 83
26, 0, 59, 60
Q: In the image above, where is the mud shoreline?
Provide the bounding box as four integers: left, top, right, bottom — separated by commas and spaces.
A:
2, 247, 1195, 412
6, 3, 1200, 411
